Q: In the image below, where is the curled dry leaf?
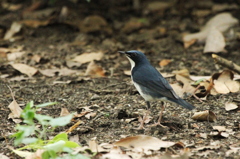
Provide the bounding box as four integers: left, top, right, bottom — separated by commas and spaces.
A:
192, 110, 217, 122
39, 68, 78, 77
174, 69, 196, 95
225, 102, 238, 111
114, 135, 175, 151
0, 153, 9, 159
159, 59, 172, 67
183, 12, 238, 47
20, 19, 51, 28
123, 70, 131, 76
212, 126, 226, 132
72, 52, 103, 64
8, 100, 22, 121
203, 27, 225, 53
85, 61, 105, 77
213, 70, 240, 94
170, 83, 184, 98
4, 22, 22, 40
66, 120, 82, 134
11, 63, 38, 77
60, 108, 70, 117
85, 112, 97, 119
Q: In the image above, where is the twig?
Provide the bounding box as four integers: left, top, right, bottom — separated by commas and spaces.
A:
212, 54, 240, 74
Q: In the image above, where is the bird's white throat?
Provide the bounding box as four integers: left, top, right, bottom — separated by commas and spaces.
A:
126, 56, 135, 71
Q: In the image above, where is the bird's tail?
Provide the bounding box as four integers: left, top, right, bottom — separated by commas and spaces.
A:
169, 98, 195, 110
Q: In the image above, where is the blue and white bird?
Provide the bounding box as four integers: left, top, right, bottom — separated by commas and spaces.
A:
119, 50, 195, 128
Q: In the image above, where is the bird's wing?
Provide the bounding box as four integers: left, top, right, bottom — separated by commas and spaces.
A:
132, 65, 179, 100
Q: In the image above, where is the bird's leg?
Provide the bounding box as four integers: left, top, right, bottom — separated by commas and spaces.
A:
151, 101, 167, 128
136, 101, 151, 129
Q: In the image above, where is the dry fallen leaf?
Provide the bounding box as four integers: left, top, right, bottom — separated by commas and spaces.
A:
114, 135, 175, 151
25, 149, 44, 159
66, 120, 82, 134
39, 68, 78, 77
225, 102, 238, 111
183, 12, 238, 47
32, 54, 41, 63
174, 69, 196, 95
212, 126, 226, 131
123, 70, 131, 76
159, 59, 172, 67
4, 22, 22, 40
11, 63, 38, 77
203, 27, 225, 53
60, 108, 70, 116
8, 100, 22, 119
85, 61, 105, 77
0, 153, 10, 159
85, 112, 97, 119
192, 110, 217, 122
72, 52, 103, 64
170, 83, 184, 98
213, 70, 240, 94
20, 19, 51, 28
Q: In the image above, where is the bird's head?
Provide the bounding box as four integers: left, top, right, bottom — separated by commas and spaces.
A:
119, 50, 149, 69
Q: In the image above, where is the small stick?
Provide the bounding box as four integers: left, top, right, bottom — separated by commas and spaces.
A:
212, 54, 240, 74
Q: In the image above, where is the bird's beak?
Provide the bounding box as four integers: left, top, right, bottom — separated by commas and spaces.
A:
118, 51, 126, 54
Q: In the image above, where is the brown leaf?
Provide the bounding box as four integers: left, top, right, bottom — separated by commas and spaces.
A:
123, 70, 131, 76
8, 100, 22, 121
60, 108, 70, 116
20, 19, 51, 28
39, 68, 78, 77
85, 112, 97, 119
192, 110, 217, 122
213, 70, 240, 94
183, 13, 238, 44
183, 38, 197, 48
225, 102, 238, 111
32, 54, 41, 63
212, 126, 226, 131
66, 120, 82, 134
170, 83, 184, 98
204, 27, 225, 53
159, 59, 172, 67
72, 52, 103, 64
4, 22, 22, 40
11, 63, 38, 77
2, 2, 22, 11
114, 135, 175, 151
85, 61, 105, 77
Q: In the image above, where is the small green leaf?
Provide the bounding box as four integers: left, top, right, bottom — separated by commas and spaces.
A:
35, 114, 53, 125
42, 150, 57, 159
44, 140, 65, 152
50, 114, 73, 127
21, 137, 38, 144
53, 133, 68, 142
36, 102, 58, 108
25, 101, 34, 109
65, 141, 80, 148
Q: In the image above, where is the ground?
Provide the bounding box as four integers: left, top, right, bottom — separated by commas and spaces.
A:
0, 0, 240, 158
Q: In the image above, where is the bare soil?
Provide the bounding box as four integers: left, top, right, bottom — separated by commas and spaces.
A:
0, 0, 240, 158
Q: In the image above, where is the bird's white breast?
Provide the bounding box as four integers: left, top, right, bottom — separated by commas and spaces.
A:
126, 56, 135, 71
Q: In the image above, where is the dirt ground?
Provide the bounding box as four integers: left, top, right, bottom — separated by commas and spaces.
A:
0, 0, 240, 158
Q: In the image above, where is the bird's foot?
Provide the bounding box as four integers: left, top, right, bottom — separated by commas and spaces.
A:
134, 116, 147, 130
150, 121, 167, 128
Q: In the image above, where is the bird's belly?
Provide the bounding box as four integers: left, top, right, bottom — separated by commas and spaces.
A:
133, 82, 166, 101
133, 82, 154, 101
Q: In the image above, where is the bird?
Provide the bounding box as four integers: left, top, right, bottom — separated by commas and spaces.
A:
119, 50, 195, 129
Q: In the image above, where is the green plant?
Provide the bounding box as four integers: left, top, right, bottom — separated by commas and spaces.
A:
12, 101, 89, 158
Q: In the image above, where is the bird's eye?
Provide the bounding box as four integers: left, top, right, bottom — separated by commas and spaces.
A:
131, 53, 137, 57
